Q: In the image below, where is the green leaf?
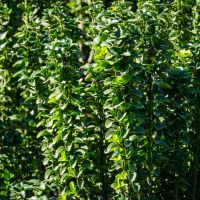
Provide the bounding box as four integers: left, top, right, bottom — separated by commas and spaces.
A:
69, 181, 76, 191
160, 82, 172, 90
105, 131, 113, 140
106, 143, 117, 153
43, 157, 50, 165
116, 171, 127, 180
105, 119, 113, 128
104, 88, 112, 95
129, 135, 137, 141
118, 112, 126, 121
45, 169, 52, 180
111, 179, 120, 190
48, 91, 62, 104
53, 132, 62, 144
129, 163, 137, 173
0, 42, 7, 50
130, 172, 137, 182
39, 182, 46, 190
25, 96, 36, 102
61, 173, 72, 183
59, 194, 66, 200
59, 151, 67, 162
55, 146, 65, 158
104, 77, 112, 86
133, 183, 141, 192
122, 51, 131, 56
13, 60, 24, 67
113, 101, 125, 109
113, 74, 131, 85
37, 130, 51, 138
0, 32, 7, 40
177, 49, 192, 58
41, 19, 50, 27
48, 97, 56, 104
110, 155, 122, 161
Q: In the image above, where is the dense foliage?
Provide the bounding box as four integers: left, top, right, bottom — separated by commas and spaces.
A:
0, 0, 199, 199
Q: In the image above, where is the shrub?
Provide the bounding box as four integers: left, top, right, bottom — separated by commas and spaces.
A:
0, 0, 199, 199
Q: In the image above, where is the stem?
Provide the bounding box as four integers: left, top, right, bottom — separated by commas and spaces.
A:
24, 0, 27, 9
87, 50, 94, 63
192, 3, 200, 198
78, 0, 84, 63
96, 80, 108, 200
143, 25, 155, 197
147, 72, 153, 197
192, 92, 200, 200
178, 0, 182, 10
175, 179, 179, 200
193, 154, 198, 200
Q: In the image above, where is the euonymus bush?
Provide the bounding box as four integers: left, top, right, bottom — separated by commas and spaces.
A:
0, 0, 199, 199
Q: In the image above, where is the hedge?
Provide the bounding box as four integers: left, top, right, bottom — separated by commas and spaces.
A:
0, 0, 199, 199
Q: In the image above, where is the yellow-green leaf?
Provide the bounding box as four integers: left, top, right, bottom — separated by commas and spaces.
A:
69, 181, 76, 191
